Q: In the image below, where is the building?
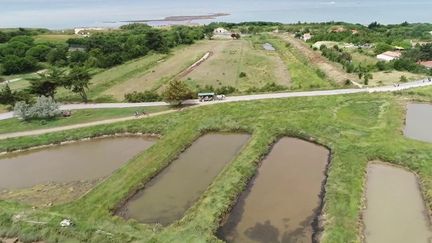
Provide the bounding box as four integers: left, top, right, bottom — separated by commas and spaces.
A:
419, 61, 432, 69
213, 27, 229, 35
376, 51, 402, 62
74, 27, 106, 36
302, 33, 312, 41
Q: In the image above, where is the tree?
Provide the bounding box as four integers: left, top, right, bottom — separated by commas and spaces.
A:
203, 25, 215, 40
14, 96, 61, 121
1, 55, 37, 75
231, 33, 241, 40
163, 80, 193, 105
47, 47, 68, 65
0, 84, 15, 105
65, 67, 92, 102
26, 44, 51, 61
400, 75, 408, 83
69, 51, 89, 66
28, 68, 65, 98
363, 72, 373, 85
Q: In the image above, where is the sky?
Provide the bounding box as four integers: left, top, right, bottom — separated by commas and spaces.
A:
1, 0, 432, 29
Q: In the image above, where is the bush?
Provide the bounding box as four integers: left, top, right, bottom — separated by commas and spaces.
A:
246, 82, 288, 93
215, 86, 237, 95
124, 91, 162, 102
400, 75, 408, 83
14, 96, 61, 120
239, 72, 247, 78
1, 55, 37, 75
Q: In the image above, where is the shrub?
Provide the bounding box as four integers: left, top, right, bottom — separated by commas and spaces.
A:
239, 72, 247, 78
215, 86, 237, 95
400, 75, 408, 83
124, 91, 162, 102
14, 96, 61, 120
162, 80, 193, 105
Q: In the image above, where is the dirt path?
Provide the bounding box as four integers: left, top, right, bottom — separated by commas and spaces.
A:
175, 51, 213, 80
0, 109, 177, 140
276, 33, 359, 85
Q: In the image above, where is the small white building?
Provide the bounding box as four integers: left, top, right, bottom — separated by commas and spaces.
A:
74, 27, 105, 36
376, 51, 402, 62
302, 33, 312, 41
213, 27, 229, 35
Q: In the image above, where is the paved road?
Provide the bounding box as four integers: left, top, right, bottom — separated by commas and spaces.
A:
1, 79, 431, 122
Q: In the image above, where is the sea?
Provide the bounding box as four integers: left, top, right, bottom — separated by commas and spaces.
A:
1, 0, 432, 29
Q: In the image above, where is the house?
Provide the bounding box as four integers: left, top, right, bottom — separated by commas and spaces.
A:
419, 61, 432, 69
376, 51, 402, 62
74, 27, 105, 36
302, 33, 312, 41
213, 27, 229, 35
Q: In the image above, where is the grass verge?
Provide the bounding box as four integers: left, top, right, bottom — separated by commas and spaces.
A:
0, 106, 169, 134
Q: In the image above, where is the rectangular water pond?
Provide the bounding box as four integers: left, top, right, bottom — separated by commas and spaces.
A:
0, 136, 156, 189
117, 133, 250, 225
363, 163, 432, 243
404, 103, 432, 143
218, 137, 329, 243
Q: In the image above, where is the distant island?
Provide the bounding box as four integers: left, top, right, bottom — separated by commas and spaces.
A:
121, 13, 230, 23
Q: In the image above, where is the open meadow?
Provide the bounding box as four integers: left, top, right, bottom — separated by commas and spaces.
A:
181, 38, 291, 92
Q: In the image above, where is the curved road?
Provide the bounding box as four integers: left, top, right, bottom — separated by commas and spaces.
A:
0, 79, 430, 139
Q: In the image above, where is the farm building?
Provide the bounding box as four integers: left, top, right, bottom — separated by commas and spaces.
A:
302, 33, 312, 41
419, 61, 432, 69
376, 51, 402, 62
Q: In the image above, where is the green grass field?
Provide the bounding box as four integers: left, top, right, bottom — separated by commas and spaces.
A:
182, 38, 291, 92
266, 35, 334, 89
34, 34, 78, 44
1, 88, 432, 242
56, 54, 167, 102
0, 106, 170, 134
100, 42, 214, 100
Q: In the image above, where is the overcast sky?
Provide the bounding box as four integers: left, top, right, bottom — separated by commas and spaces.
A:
1, 0, 432, 29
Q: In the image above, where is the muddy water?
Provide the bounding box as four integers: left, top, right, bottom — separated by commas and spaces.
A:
363, 163, 432, 243
218, 137, 329, 243
404, 103, 432, 143
118, 133, 250, 225
0, 136, 156, 189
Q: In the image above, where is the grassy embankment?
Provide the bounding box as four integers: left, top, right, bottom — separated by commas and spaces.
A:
1, 88, 432, 242
0, 106, 170, 134
262, 34, 335, 90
